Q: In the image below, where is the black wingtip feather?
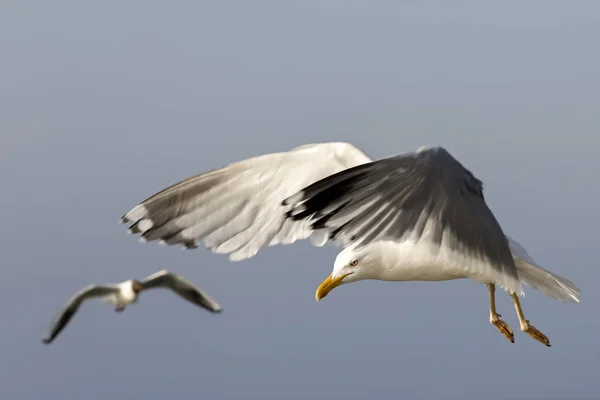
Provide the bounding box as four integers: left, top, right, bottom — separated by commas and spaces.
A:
140, 228, 150, 238
288, 209, 316, 221
310, 215, 331, 230
128, 220, 142, 234
184, 240, 198, 249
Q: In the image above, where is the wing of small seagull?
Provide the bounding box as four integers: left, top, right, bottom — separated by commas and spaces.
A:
119, 142, 372, 261
43, 285, 119, 344
141, 270, 223, 313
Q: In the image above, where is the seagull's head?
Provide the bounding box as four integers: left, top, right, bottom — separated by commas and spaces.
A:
315, 246, 378, 302
131, 280, 145, 294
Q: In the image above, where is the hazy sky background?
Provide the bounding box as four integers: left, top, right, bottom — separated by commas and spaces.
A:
1, 1, 599, 399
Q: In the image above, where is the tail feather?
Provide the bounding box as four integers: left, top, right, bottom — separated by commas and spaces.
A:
507, 236, 580, 303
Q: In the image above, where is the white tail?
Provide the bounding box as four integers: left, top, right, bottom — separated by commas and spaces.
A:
507, 236, 580, 303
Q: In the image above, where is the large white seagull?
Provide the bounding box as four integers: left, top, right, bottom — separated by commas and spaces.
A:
120, 142, 580, 346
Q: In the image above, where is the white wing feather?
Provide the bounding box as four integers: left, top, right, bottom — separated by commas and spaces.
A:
120, 142, 372, 261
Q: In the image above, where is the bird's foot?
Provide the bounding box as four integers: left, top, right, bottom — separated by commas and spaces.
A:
520, 319, 551, 347
115, 307, 125, 313
490, 313, 514, 343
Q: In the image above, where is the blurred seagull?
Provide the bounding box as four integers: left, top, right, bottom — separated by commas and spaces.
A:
42, 270, 222, 344
120, 143, 580, 346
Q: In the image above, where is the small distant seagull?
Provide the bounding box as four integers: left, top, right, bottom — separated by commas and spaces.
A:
42, 270, 222, 345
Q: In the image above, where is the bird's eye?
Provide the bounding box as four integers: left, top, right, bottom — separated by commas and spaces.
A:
350, 259, 358, 266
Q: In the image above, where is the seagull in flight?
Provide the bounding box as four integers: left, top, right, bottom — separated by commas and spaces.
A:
120, 142, 580, 346
43, 270, 222, 344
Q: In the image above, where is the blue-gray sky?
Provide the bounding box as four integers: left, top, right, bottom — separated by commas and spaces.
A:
1, 1, 599, 399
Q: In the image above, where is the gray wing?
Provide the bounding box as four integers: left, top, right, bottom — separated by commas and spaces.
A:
285, 146, 522, 295
43, 285, 119, 345
141, 270, 222, 313
119, 142, 372, 261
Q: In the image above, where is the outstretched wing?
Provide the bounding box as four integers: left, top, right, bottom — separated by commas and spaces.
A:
141, 270, 222, 313
43, 285, 118, 344
120, 142, 371, 261
285, 146, 523, 295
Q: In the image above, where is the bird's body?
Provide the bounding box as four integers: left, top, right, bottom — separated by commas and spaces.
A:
336, 241, 469, 283
43, 270, 222, 344
100, 281, 140, 311
120, 142, 580, 346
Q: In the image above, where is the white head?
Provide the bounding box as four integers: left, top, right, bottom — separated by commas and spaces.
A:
315, 246, 380, 301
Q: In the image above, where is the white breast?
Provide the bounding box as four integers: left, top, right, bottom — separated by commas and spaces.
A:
116, 281, 138, 304
370, 240, 471, 282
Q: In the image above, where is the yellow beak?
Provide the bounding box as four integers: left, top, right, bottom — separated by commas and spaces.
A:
315, 273, 350, 302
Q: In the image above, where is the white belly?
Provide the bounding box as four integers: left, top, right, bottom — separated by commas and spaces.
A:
371, 240, 476, 283
102, 294, 121, 305
381, 264, 466, 282
103, 284, 138, 306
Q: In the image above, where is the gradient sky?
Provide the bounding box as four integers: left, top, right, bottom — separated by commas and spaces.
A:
1, 1, 599, 399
